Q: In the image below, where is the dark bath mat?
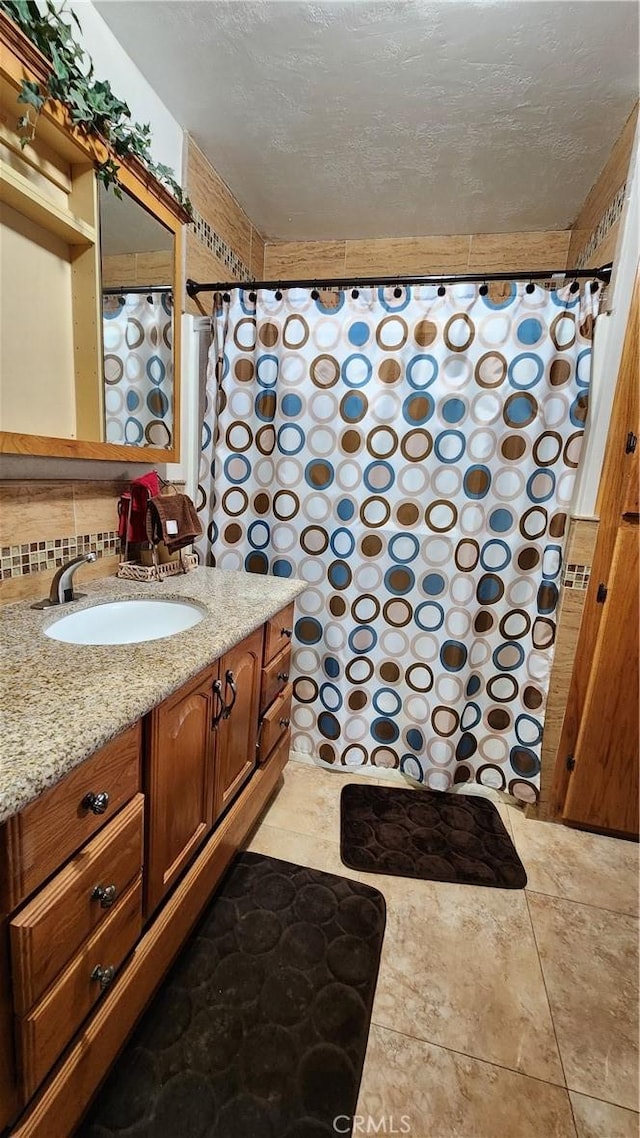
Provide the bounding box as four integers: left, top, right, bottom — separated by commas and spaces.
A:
340, 783, 527, 889
78, 851, 386, 1138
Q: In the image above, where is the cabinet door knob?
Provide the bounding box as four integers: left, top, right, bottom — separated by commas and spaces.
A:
281, 627, 293, 638
82, 791, 110, 815
91, 964, 115, 990
277, 671, 289, 682
279, 717, 291, 728
91, 883, 117, 908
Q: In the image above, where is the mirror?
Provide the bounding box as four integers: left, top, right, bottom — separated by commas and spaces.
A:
99, 185, 175, 450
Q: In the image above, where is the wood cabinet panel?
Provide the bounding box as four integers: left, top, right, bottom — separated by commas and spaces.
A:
264, 602, 294, 664
10, 796, 143, 1015
214, 628, 263, 818
0, 724, 141, 912
145, 669, 217, 917
260, 643, 292, 714
258, 686, 292, 765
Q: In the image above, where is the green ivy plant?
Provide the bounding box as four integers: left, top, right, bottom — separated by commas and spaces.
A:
1, 0, 193, 217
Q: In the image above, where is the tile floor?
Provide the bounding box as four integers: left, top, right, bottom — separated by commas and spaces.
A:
244, 760, 639, 1138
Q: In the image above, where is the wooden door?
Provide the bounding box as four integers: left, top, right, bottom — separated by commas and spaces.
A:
145, 667, 217, 915
214, 627, 263, 819
562, 523, 639, 834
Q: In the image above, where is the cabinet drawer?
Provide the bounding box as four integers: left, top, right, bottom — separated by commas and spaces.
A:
16, 874, 142, 1102
10, 795, 144, 1015
260, 643, 292, 714
258, 685, 292, 764
2, 722, 141, 911
263, 602, 294, 665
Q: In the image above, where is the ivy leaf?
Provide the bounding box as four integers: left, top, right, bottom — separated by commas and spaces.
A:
17, 79, 44, 112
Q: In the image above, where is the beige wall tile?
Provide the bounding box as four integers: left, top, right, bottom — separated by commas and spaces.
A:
101, 254, 138, 289
249, 227, 265, 279
185, 232, 230, 317
0, 481, 75, 546
567, 517, 599, 566
345, 235, 470, 276
585, 223, 620, 270
72, 480, 124, 534
263, 240, 346, 279
539, 588, 588, 805
185, 136, 252, 269
0, 553, 120, 606
468, 230, 571, 272
135, 251, 173, 285
568, 102, 638, 265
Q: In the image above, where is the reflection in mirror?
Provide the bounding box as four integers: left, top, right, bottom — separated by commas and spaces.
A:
99, 186, 175, 449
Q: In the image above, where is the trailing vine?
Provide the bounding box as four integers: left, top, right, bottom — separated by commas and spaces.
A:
1, 0, 192, 217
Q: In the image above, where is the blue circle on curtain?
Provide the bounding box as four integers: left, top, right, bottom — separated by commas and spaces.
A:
460, 702, 481, 730
570, 394, 589, 427
277, 423, 305, 455
305, 459, 334, 489
146, 388, 169, 417
406, 727, 424, 752
373, 689, 402, 716
480, 540, 511, 572
239, 291, 256, 314
492, 641, 525, 671
342, 393, 367, 422
508, 352, 544, 390
147, 356, 166, 386
527, 468, 556, 502
389, 533, 419, 563
435, 430, 466, 464
422, 572, 445, 595
504, 394, 537, 425
256, 354, 278, 388
415, 602, 445, 631
378, 286, 411, 312
255, 392, 276, 422
220, 353, 230, 381
348, 625, 377, 653
103, 300, 125, 318
342, 353, 373, 388
244, 550, 268, 573
463, 463, 492, 497
320, 683, 343, 712
516, 319, 543, 345
248, 520, 270, 549
124, 417, 144, 444
489, 507, 513, 533
551, 289, 579, 309
542, 545, 562, 579
537, 581, 558, 614
440, 640, 468, 672
482, 282, 517, 309
224, 454, 251, 484
328, 560, 351, 589
456, 732, 477, 760
364, 460, 395, 493
348, 321, 370, 347
442, 397, 466, 423
202, 421, 212, 451
330, 527, 356, 558
316, 291, 345, 314
337, 498, 355, 521
371, 717, 400, 743
384, 566, 415, 595
400, 754, 424, 781
295, 616, 323, 644
576, 348, 591, 387
281, 393, 302, 416
515, 715, 543, 746
466, 674, 482, 697
407, 355, 438, 390
318, 712, 341, 739
510, 745, 541, 776
126, 389, 141, 411
272, 559, 292, 577
208, 520, 218, 545
403, 393, 434, 424
324, 656, 341, 678
477, 575, 503, 603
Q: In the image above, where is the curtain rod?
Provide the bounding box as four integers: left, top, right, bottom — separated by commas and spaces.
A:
185, 264, 612, 298
102, 285, 172, 296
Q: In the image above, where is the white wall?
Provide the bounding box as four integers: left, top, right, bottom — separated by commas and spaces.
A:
68, 0, 183, 181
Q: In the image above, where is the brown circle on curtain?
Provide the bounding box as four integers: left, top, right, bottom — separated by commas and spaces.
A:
520, 506, 548, 540
224, 523, 243, 544
351, 593, 381, 622
380, 661, 401, 683
301, 526, 329, 554
256, 425, 276, 454
414, 319, 438, 347
396, 502, 420, 526
341, 429, 362, 454
225, 422, 253, 452
549, 511, 567, 537
532, 618, 556, 649
474, 610, 494, 633
425, 500, 458, 533
383, 598, 413, 627
329, 595, 347, 616
360, 496, 391, 528
294, 676, 318, 703
501, 434, 527, 460
341, 744, 367, 766
488, 707, 511, 730
405, 663, 434, 692
533, 432, 563, 467
361, 534, 383, 557
499, 609, 531, 639
475, 351, 507, 388
455, 539, 480, 571
523, 684, 544, 710
509, 778, 539, 803
245, 551, 268, 574
255, 392, 276, 421
401, 429, 433, 462
376, 315, 408, 351
550, 311, 576, 351
346, 658, 374, 684
486, 675, 519, 702
311, 354, 340, 388
319, 744, 336, 764
253, 492, 270, 515
518, 546, 540, 571
340, 391, 368, 423
454, 765, 472, 784
235, 358, 254, 382
549, 359, 571, 386
222, 488, 248, 516
573, 393, 589, 424
378, 359, 401, 383
504, 391, 538, 428
537, 584, 557, 612
233, 317, 257, 351
371, 747, 399, 768
432, 706, 460, 737
273, 491, 300, 520
348, 690, 368, 711
259, 322, 279, 347
368, 426, 399, 458
283, 314, 309, 349
444, 313, 474, 352
580, 314, 595, 341
478, 764, 506, 791
145, 421, 171, 447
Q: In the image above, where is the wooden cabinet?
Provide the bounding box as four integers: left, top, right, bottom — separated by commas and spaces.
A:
214, 628, 263, 819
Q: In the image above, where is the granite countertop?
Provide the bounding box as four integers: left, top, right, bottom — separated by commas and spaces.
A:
0, 567, 306, 824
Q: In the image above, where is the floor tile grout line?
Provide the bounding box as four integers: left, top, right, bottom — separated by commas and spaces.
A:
524, 887, 639, 921
565, 1089, 640, 1115
368, 1018, 572, 1094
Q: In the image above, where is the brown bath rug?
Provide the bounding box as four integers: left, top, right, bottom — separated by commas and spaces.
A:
78, 851, 386, 1138
340, 783, 527, 889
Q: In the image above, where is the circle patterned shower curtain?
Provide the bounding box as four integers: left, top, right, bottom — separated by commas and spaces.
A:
197, 281, 599, 803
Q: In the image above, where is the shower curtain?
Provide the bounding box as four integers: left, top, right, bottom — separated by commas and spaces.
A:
102, 292, 173, 448
197, 281, 598, 803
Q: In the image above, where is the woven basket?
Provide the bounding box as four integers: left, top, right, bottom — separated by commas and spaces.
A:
117, 552, 199, 583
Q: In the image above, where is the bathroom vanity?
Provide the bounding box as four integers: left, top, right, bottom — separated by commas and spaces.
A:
0, 567, 305, 1136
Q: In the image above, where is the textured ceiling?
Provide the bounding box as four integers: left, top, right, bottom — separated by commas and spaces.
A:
94, 0, 639, 241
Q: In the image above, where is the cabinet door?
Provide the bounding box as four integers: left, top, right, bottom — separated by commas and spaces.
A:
146, 669, 216, 915
214, 628, 263, 819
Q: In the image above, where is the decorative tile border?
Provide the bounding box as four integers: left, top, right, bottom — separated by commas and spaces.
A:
575, 181, 626, 269
561, 562, 591, 590
0, 531, 119, 580
190, 206, 252, 282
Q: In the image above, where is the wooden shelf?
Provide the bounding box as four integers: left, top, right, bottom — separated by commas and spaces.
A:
0, 159, 95, 246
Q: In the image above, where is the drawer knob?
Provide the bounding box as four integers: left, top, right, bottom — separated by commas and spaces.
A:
279, 717, 291, 728
91, 964, 115, 991
281, 627, 293, 638
277, 671, 289, 682
82, 791, 110, 815
91, 883, 117, 908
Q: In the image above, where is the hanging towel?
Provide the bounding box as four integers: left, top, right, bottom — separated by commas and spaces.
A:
146, 492, 203, 554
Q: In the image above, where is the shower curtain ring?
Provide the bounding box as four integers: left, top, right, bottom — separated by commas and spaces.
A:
437, 283, 446, 296
479, 280, 489, 296
525, 278, 535, 294
311, 288, 320, 300
569, 279, 580, 294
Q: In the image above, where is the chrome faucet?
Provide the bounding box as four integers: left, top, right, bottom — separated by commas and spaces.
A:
32, 551, 97, 609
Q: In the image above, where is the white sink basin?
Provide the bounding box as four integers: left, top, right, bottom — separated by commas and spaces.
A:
44, 599, 206, 645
